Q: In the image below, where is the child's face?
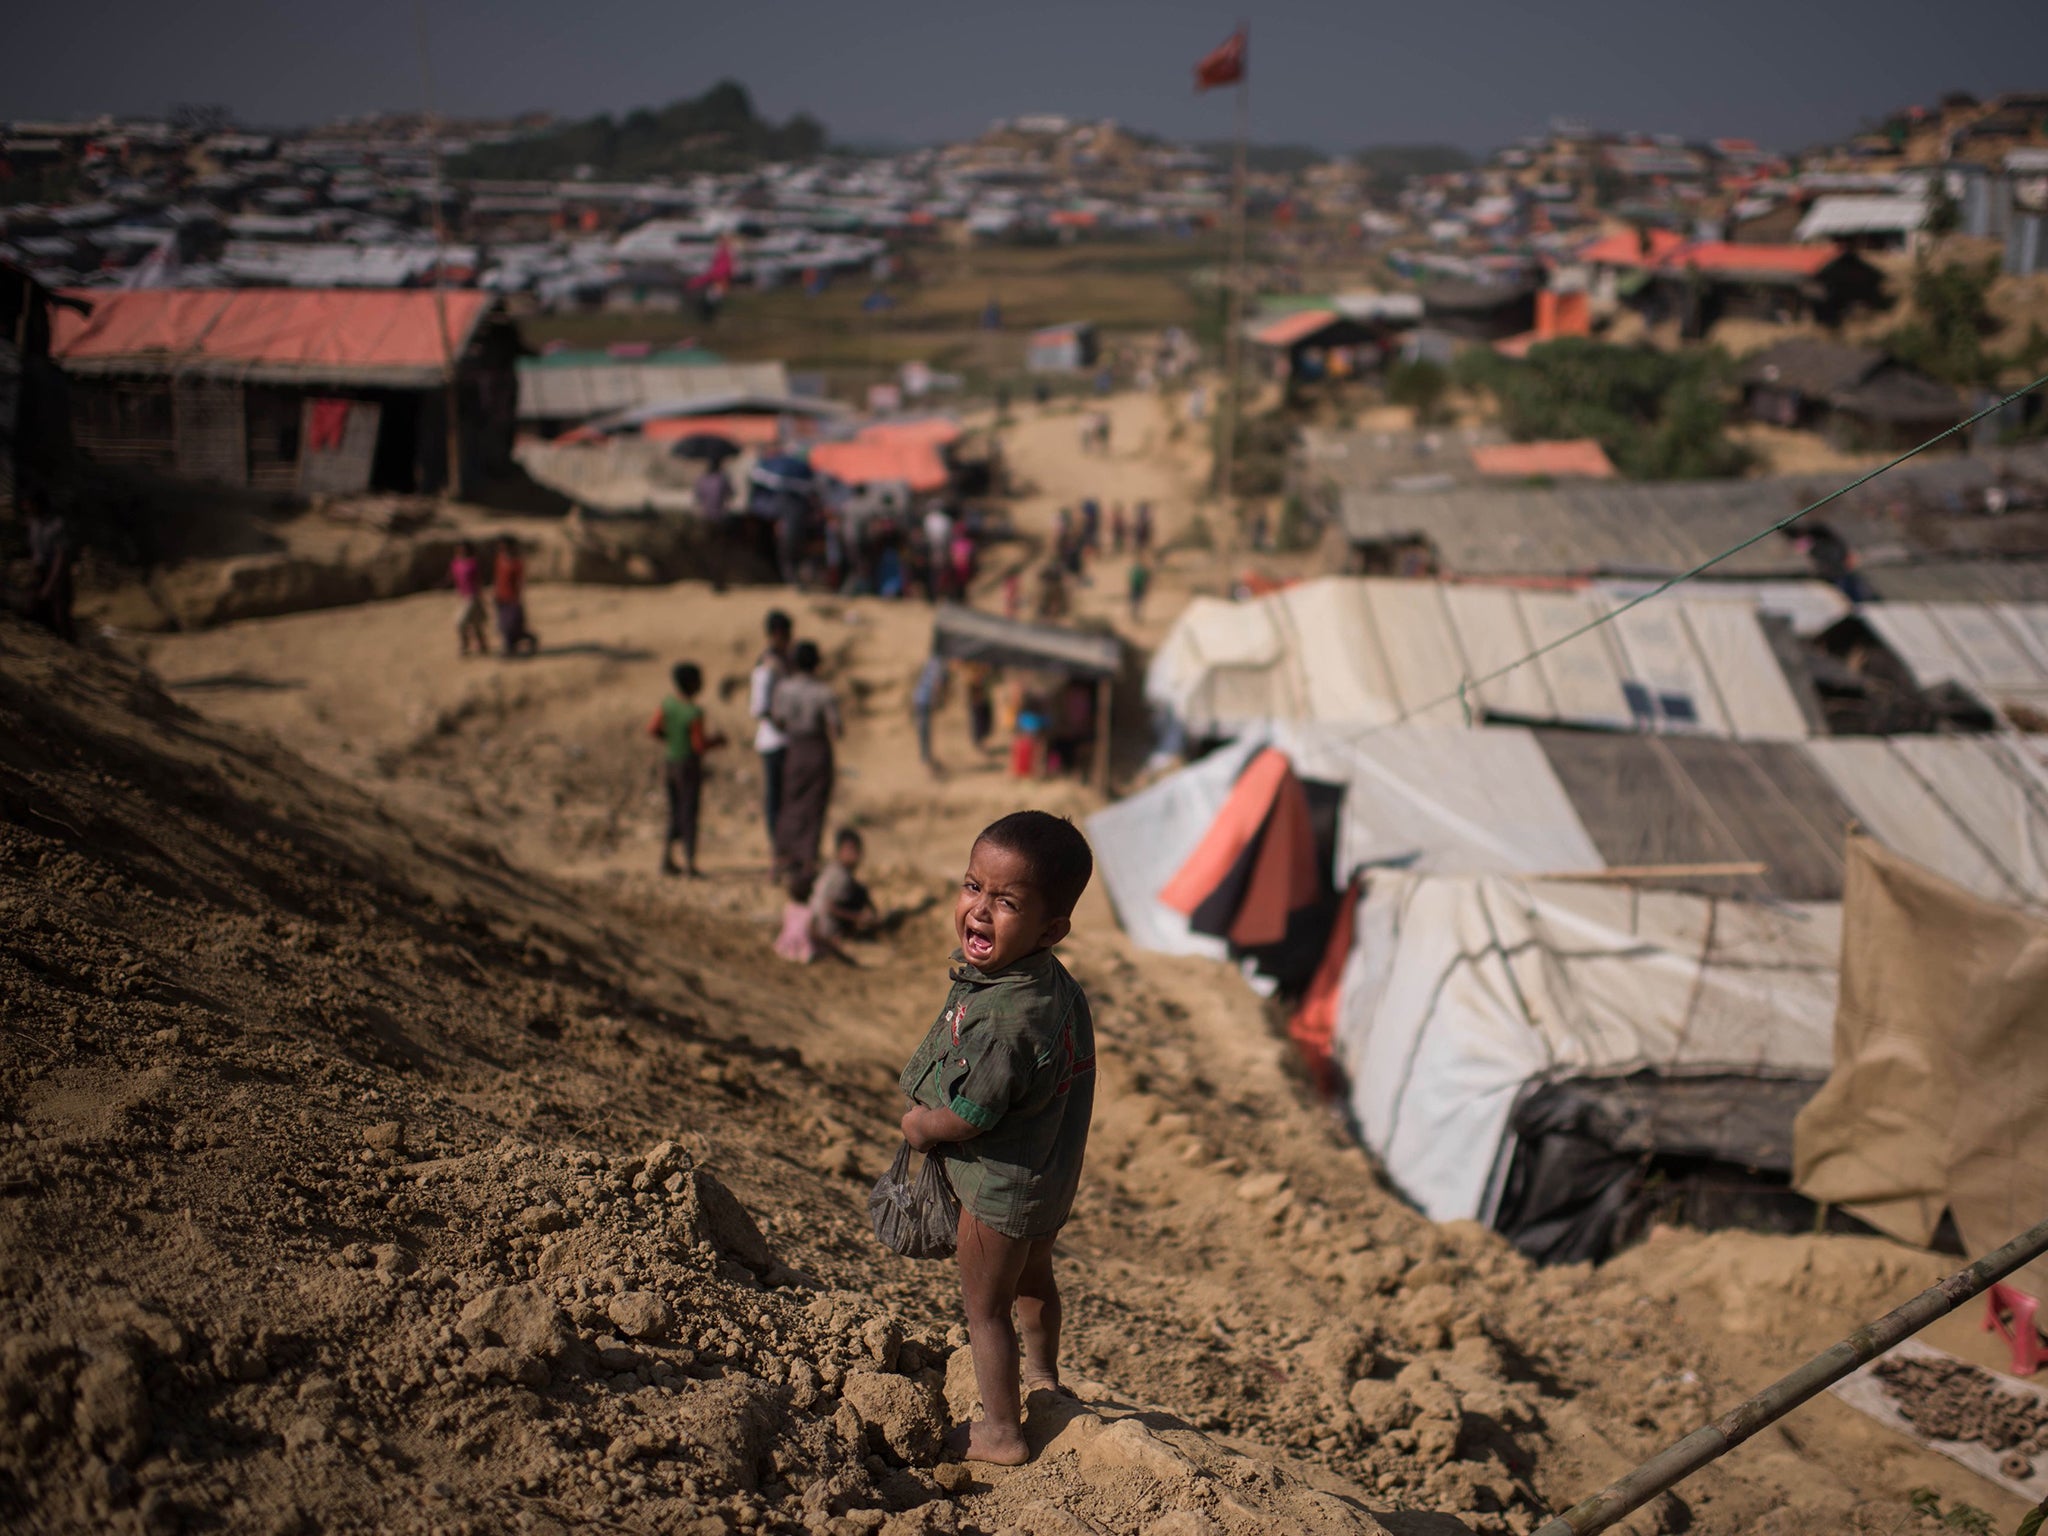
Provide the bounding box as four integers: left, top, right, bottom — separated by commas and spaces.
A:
955, 839, 1067, 971
835, 840, 862, 871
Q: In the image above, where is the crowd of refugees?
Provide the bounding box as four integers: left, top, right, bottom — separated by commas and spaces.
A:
688, 455, 993, 602
1040, 497, 1153, 625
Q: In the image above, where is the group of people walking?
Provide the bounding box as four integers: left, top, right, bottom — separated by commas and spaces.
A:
650, 608, 845, 885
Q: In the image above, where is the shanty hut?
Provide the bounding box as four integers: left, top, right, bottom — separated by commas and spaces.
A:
929, 604, 1122, 790
52, 288, 521, 497
1740, 338, 1886, 429
1026, 322, 1098, 374
1243, 308, 1389, 384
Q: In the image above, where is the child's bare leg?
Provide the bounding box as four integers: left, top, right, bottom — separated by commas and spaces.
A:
956, 1207, 1031, 1464
1015, 1235, 1064, 1394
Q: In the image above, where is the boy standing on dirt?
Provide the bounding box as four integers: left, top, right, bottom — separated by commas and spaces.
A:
648, 662, 724, 877
898, 811, 1096, 1465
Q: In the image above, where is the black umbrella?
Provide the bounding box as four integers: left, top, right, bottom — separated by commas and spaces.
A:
672, 432, 741, 462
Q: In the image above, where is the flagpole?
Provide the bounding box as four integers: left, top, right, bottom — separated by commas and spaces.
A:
1214, 30, 1248, 506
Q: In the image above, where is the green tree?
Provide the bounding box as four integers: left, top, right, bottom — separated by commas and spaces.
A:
1385, 359, 1450, 425
1885, 259, 2004, 387
1454, 338, 1749, 480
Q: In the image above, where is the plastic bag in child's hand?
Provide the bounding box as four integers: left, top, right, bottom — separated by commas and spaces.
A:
869, 1140, 960, 1259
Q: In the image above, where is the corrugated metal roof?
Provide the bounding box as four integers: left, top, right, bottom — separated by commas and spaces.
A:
1146, 576, 1812, 741
516, 360, 789, 422
930, 604, 1121, 679
1795, 195, 1929, 240
51, 287, 494, 387
1340, 480, 1814, 578
1338, 447, 2048, 577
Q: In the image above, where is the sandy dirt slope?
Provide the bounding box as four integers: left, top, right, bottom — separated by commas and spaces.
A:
9, 394, 2033, 1536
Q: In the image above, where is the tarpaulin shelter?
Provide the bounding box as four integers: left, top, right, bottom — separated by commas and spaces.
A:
1335, 870, 1840, 1236
1088, 724, 1602, 964
1794, 837, 2048, 1299
1146, 577, 1815, 743
1153, 747, 1343, 990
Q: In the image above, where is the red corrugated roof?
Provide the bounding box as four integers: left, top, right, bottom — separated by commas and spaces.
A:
1666, 241, 1843, 277
1471, 438, 1617, 479
1249, 308, 1344, 348
1575, 232, 1843, 279
52, 287, 494, 384
1577, 228, 1688, 268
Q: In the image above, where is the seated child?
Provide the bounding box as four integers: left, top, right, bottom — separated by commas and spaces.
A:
811, 827, 879, 941
896, 811, 1096, 1465
773, 872, 821, 963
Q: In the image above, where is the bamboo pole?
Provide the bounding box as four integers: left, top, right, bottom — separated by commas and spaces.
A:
1213, 40, 1248, 504
1533, 1213, 2048, 1536
1528, 862, 1767, 883
1092, 676, 1113, 795
416, 3, 463, 501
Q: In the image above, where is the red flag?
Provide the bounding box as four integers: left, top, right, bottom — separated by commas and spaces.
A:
1194, 29, 1246, 92
689, 234, 735, 292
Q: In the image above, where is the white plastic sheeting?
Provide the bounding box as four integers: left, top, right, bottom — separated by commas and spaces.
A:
1147, 577, 1811, 741
1334, 873, 1841, 1222
1856, 602, 2048, 725
1087, 724, 1603, 960
1807, 736, 2048, 909
1597, 579, 1851, 638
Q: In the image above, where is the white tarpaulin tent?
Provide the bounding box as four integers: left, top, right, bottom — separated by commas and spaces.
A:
1805, 734, 2048, 909
1335, 872, 1842, 1223
1148, 577, 1812, 742
1088, 723, 1603, 961
1852, 602, 2048, 727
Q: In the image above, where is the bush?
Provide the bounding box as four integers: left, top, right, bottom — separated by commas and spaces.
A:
1385, 359, 1451, 424
1887, 258, 2004, 388
1456, 339, 1749, 480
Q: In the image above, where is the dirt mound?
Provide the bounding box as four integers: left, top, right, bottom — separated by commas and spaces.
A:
0, 619, 1410, 1535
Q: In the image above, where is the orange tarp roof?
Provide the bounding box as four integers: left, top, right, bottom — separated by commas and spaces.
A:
1249, 308, 1343, 348
1472, 438, 1617, 479
857, 417, 962, 449
809, 437, 949, 493
639, 415, 787, 447
52, 287, 494, 385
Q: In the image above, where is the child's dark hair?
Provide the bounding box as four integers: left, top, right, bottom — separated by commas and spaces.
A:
975, 812, 1093, 917
765, 609, 793, 640
792, 640, 821, 673
787, 870, 816, 903
672, 662, 702, 695
835, 826, 863, 853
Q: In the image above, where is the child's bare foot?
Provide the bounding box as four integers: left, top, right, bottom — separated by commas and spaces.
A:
949, 1418, 1030, 1466
1022, 1372, 1077, 1401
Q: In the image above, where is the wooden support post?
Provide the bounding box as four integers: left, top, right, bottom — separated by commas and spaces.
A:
1092, 677, 1113, 795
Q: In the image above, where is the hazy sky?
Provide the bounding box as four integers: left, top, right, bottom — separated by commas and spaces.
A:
7, 0, 2040, 155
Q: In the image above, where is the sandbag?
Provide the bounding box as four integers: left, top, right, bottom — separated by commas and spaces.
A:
869, 1141, 960, 1260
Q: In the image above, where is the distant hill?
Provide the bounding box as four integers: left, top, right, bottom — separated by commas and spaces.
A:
448, 81, 827, 180
1197, 141, 1332, 174
1352, 144, 1475, 184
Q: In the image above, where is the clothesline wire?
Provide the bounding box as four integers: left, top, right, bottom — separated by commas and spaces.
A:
1390, 368, 2048, 729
